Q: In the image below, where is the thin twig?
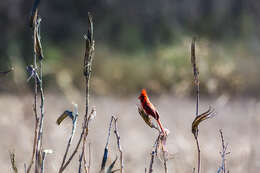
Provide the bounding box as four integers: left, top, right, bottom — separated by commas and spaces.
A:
40, 152, 46, 173
87, 142, 91, 173
32, 13, 39, 173
59, 107, 79, 170
79, 151, 83, 173
79, 128, 88, 173
195, 136, 200, 173
34, 17, 45, 173
148, 135, 160, 173
113, 117, 124, 173
83, 142, 89, 173
163, 151, 168, 173
26, 117, 39, 173
148, 151, 155, 173
217, 129, 230, 173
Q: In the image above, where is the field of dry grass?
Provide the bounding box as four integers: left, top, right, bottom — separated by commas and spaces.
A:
1, 93, 259, 172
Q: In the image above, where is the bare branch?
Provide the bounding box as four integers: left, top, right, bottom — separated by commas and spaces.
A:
87, 143, 91, 173
113, 117, 124, 173
148, 135, 160, 173
217, 129, 230, 173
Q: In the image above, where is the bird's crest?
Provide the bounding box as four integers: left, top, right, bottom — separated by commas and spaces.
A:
139, 89, 148, 100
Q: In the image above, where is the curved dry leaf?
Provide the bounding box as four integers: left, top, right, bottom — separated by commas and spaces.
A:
137, 106, 157, 130
106, 156, 118, 173
34, 18, 44, 60
56, 110, 74, 125
192, 107, 216, 138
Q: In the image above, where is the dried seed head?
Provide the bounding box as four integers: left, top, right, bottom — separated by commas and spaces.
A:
88, 106, 96, 121
192, 106, 216, 138
191, 37, 199, 85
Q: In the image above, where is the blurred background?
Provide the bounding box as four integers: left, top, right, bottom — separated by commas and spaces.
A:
1, 0, 260, 96
1, 0, 260, 172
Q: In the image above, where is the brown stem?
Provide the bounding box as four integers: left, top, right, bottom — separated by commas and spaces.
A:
196, 83, 199, 117
59, 13, 94, 173
148, 151, 155, 173
195, 136, 200, 173
26, 117, 39, 173
113, 117, 124, 173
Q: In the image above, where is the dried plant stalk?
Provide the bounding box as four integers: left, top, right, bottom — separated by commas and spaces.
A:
148, 135, 160, 173
34, 17, 45, 173
217, 129, 230, 173
113, 117, 124, 173
26, 3, 44, 172
191, 107, 215, 173
59, 12, 95, 173
137, 106, 158, 130
190, 38, 217, 173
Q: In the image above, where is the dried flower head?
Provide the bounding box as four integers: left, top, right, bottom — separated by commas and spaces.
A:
88, 106, 96, 121
192, 107, 216, 138
191, 37, 199, 85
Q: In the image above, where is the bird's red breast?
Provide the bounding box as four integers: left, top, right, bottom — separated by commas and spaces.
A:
138, 89, 159, 120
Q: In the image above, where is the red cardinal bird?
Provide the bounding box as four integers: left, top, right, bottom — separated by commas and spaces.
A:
138, 89, 165, 134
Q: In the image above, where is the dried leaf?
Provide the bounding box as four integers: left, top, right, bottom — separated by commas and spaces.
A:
56, 110, 74, 125
106, 157, 118, 173
29, 0, 41, 28
100, 148, 108, 172
192, 107, 216, 138
34, 18, 44, 60
137, 106, 157, 129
